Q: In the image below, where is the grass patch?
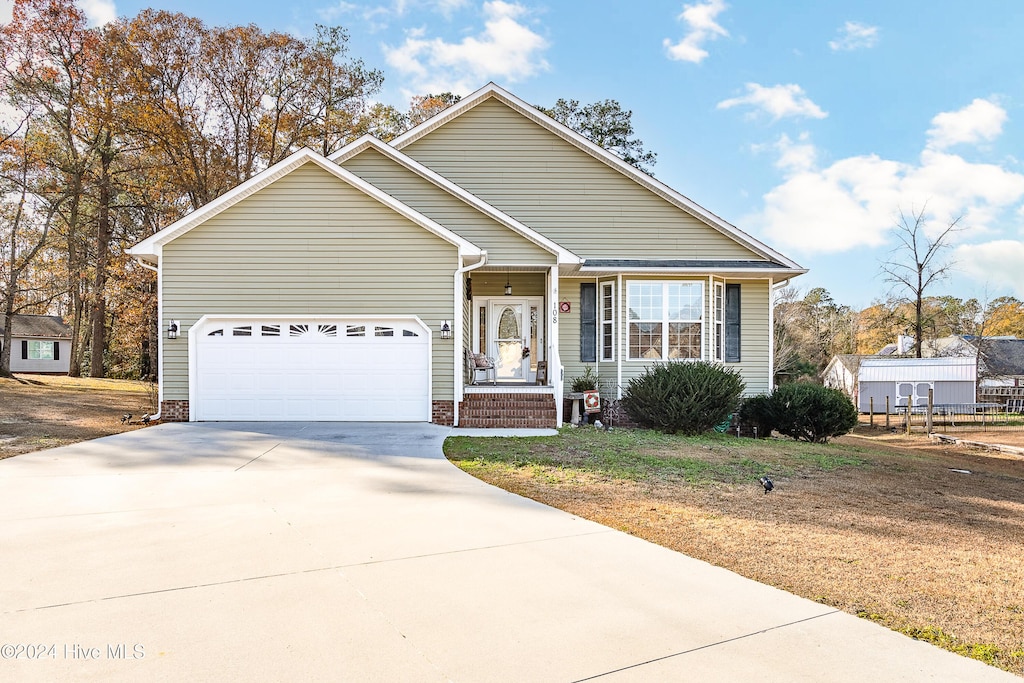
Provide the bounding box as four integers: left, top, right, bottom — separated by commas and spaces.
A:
445, 428, 867, 488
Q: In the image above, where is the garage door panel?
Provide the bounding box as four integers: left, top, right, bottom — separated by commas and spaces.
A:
195, 318, 430, 422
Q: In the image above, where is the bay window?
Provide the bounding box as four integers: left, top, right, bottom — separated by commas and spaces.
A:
627, 281, 703, 360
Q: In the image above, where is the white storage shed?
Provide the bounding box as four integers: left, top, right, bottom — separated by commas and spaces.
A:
858, 357, 976, 412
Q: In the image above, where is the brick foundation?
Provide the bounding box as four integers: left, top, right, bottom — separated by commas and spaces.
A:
457, 392, 557, 429
432, 400, 455, 426
160, 400, 189, 422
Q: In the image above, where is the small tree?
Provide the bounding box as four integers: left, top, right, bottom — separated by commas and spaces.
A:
880, 206, 965, 358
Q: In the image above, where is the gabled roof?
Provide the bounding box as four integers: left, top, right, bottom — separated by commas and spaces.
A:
388, 82, 806, 273
0, 314, 72, 339
331, 135, 580, 265
129, 148, 483, 261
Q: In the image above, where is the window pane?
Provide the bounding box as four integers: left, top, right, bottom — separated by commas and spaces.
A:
629, 322, 662, 359
667, 283, 702, 321
28, 341, 54, 360
668, 322, 701, 359
628, 283, 661, 320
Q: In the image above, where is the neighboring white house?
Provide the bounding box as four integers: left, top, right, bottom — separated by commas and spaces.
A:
822, 354, 868, 400
0, 314, 72, 374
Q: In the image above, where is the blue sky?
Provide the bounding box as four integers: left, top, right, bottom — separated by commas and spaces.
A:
5, 0, 1024, 309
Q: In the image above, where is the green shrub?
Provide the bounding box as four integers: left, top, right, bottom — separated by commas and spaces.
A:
621, 362, 745, 435
738, 394, 777, 438
769, 382, 858, 443
570, 366, 598, 392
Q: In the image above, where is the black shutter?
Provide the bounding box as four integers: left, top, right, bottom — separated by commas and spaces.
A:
580, 283, 597, 362
725, 284, 741, 363
53, 341, 60, 361
21, 340, 28, 359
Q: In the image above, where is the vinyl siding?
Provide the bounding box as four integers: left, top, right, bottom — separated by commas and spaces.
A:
161, 162, 458, 403
342, 147, 553, 265
557, 278, 586, 389
403, 99, 765, 261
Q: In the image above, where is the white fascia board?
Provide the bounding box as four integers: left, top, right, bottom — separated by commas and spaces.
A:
127, 147, 482, 259
333, 136, 580, 265
390, 82, 804, 271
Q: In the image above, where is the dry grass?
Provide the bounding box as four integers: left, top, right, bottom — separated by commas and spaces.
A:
0, 374, 155, 458
445, 427, 1024, 676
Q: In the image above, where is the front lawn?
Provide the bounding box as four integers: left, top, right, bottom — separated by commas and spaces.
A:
445, 427, 1024, 676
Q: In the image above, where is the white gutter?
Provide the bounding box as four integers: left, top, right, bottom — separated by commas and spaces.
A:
616, 273, 623, 399
134, 257, 162, 422
453, 251, 488, 427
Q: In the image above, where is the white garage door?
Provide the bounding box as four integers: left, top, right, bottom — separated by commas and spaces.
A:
193, 318, 430, 421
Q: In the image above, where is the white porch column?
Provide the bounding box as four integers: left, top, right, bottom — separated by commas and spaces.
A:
549, 265, 563, 425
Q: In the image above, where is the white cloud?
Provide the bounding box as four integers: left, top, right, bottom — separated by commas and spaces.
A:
717, 83, 827, 121
747, 118, 1024, 255
80, 0, 117, 27
663, 0, 728, 64
829, 21, 879, 51
926, 98, 1007, 150
766, 133, 817, 173
383, 1, 548, 95
0, 0, 12, 24
954, 241, 1024, 298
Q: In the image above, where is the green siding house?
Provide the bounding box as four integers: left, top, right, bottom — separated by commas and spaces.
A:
129, 83, 806, 427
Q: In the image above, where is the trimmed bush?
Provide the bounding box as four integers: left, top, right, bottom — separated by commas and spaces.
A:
621, 361, 745, 435
769, 382, 858, 443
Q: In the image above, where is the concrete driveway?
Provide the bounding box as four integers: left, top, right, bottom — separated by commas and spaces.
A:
0, 422, 1014, 682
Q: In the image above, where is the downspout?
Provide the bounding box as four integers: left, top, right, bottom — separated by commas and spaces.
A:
453, 251, 488, 427
134, 257, 162, 422
616, 273, 623, 399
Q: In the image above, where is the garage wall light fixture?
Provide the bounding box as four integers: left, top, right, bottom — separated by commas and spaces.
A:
439, 320, 452, 339
167, 320, 180, 340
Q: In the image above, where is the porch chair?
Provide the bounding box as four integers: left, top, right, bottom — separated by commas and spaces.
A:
465, 347, 496, 385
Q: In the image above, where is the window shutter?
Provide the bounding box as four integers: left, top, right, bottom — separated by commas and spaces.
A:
725, 284, 741, 363
580, 283, 597, 362
53, 341, 60, 361
21, 340, 28, 360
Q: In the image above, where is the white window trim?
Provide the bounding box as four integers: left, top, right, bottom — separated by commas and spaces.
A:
714, 282, 724, 362
626, 281, 704, 361
600, 281, 615, 362
28, 340, 55, 360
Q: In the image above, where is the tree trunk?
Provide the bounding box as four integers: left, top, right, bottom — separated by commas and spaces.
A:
89, 141, 114, 378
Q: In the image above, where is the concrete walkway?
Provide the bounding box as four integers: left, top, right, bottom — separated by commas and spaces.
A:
0, 423, 1014, 682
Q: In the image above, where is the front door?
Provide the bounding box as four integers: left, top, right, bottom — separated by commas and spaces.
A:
475, 299, 548, 385
491, 301, 528, 382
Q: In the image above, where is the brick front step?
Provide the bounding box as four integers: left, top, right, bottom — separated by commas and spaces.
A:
459, 393, 557, 429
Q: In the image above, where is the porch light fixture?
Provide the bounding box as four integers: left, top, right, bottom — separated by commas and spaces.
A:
167, 320, 180, 340
504, 269, 512, 296
439, 320, 452, 339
